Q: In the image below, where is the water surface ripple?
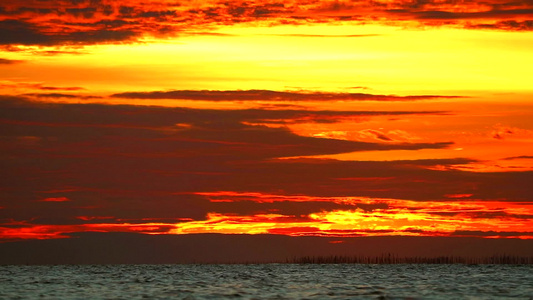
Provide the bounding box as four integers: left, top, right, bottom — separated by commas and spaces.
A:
0, 264, 532, 299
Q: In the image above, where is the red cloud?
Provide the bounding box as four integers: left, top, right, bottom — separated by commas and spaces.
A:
1, 0, 532, 49
39, 197, 70, 202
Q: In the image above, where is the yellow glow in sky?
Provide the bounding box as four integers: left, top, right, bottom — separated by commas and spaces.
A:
2, 25, 533, 94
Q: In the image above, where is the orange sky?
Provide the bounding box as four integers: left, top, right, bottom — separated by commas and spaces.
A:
1, 0, 533, 244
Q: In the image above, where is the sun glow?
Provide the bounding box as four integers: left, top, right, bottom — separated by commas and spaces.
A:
2, 194, 531, 240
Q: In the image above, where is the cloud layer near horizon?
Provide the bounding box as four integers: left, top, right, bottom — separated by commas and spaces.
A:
1, 97, 532, 241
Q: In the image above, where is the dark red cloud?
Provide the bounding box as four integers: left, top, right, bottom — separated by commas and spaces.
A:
466, 20, 533, 30
1, 96, 532, 236
1, 96, 531, 246
0, 96, 461, 226
504, 155, 533, 160
452, 230, 533, 237
0, 82, 85, 91
1, 0, 532, 47
0, 19, 137, 46
111, 89, 462, 102
0, 57, 24, 64
389, 8, 533, 20
23, 93, 102, 99
363, 129, 394, 141
205, 199, 384, 217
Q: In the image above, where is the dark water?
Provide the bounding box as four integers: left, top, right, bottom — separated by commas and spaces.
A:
0, 264, 532, 299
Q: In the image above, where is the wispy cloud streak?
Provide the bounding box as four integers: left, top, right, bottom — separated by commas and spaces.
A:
112, 89, 462, 102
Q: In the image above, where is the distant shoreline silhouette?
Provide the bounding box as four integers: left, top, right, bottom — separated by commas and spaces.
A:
286, 254, 533, 265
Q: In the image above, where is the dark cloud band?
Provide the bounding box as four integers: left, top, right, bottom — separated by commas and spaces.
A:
111, 89, 463, 102
1, 0, 533, 47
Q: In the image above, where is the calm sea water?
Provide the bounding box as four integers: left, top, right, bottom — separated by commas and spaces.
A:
0, 264, 532, 299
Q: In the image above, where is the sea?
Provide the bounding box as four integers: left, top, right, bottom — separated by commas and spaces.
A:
0, 264, 532, 299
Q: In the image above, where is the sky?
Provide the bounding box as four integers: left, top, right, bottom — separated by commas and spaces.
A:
1, 0, 533, 262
